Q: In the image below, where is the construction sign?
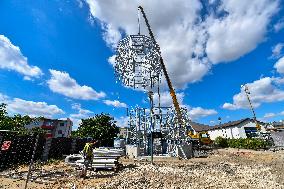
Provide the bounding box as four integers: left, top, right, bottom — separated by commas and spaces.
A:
1, 141, 12, 151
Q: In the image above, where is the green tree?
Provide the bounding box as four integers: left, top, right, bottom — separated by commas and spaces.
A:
0, 103, 13, 130
0, 103, 45, 135
75, 113, 119, 146
71, 130, 79, 138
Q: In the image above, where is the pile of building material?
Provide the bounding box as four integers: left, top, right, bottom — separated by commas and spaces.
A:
65, 147, 124, 170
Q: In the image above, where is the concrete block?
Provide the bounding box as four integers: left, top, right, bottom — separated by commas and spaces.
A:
126, 145, 140, 158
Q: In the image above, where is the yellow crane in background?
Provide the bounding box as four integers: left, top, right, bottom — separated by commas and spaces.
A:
241, 84, 261, 131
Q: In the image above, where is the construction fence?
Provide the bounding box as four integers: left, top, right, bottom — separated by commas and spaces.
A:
0, 131, 90, 171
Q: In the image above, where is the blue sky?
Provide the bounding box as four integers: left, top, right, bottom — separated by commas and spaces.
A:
0, 0, 284, 129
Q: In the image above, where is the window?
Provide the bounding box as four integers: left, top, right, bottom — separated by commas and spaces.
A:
244, 127, 257, 138
201, 133, 208, 138
46, 121, 53, 126
60, 123, 65, 127
58, 130, 62, 134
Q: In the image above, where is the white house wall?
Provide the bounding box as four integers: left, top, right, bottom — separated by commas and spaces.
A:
208, 121, 258, 140
54, 120, 72, 138
238, 122, 248, 138
231, 127, 240, 138
208, 129, 222, 140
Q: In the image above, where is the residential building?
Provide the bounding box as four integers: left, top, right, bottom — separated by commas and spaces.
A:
271, 121, 284, 130
25, 118, 73, 138
118, 127, 129, 139
205, 118, 265, 140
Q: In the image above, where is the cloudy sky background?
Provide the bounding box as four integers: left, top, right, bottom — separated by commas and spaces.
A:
0, 0, 284, 129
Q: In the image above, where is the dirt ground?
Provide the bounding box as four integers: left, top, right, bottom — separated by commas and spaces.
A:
1, 148, 284, 189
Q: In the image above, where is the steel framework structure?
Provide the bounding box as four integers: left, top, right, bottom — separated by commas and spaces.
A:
114, 6, 193, 159
127, 106, 190, 156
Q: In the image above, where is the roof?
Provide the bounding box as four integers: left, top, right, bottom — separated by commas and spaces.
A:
210, 118, 253, 130
189, 118, 260, 132
272, 121, 284, 128
189, 121, 211, 132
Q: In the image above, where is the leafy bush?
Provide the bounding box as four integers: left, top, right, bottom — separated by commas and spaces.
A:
214, 137, 269, 150
214, 136, 228, 148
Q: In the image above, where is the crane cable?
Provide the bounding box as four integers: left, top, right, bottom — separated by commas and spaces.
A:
138, 6, 184, 130
137, 8, 141, 35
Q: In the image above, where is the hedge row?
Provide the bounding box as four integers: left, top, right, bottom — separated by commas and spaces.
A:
214, 136, 270, 150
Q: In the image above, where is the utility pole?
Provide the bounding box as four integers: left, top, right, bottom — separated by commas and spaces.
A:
241, 85, 260, 131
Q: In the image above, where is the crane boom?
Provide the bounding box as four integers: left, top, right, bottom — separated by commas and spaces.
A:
138, 6, 183, 127
242, 85, 260, 130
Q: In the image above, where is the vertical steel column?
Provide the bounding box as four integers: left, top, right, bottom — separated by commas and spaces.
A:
135, 108, 138, 146
138, 108, 141, 150
148, 91, 154, 164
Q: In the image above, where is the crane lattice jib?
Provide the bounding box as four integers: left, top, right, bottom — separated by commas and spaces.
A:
138, 6, 184, 128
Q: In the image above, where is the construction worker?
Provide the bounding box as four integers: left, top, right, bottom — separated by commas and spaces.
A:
81, 140, 97, 178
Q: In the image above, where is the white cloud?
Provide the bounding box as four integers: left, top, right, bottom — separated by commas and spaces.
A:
108, 55, 116, 66
274, 19, 284, 32
151, 91, 217, 120
206, 0, 278, 63
274, 57, 284, 74
70, 103, 94, 128
103, 100, 127, 108
188, 107, 217, 120
115, 116, 129, 127
85, 0, 278, 89
8, 99, 64, 117
271, 43, 284, 58
263, 111, 284, 120
152, 91, 185, 107
71, 103, 93, 117
0, 35, 43, 79
76, 0, 84, 8
0, 93, 9, 101
223, 77, 284, 110
47, 69, 106, 100
0, 93, 64, 117
263, 112, 277, 119
222, 103, 238, 110
102, 24, 122, 49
